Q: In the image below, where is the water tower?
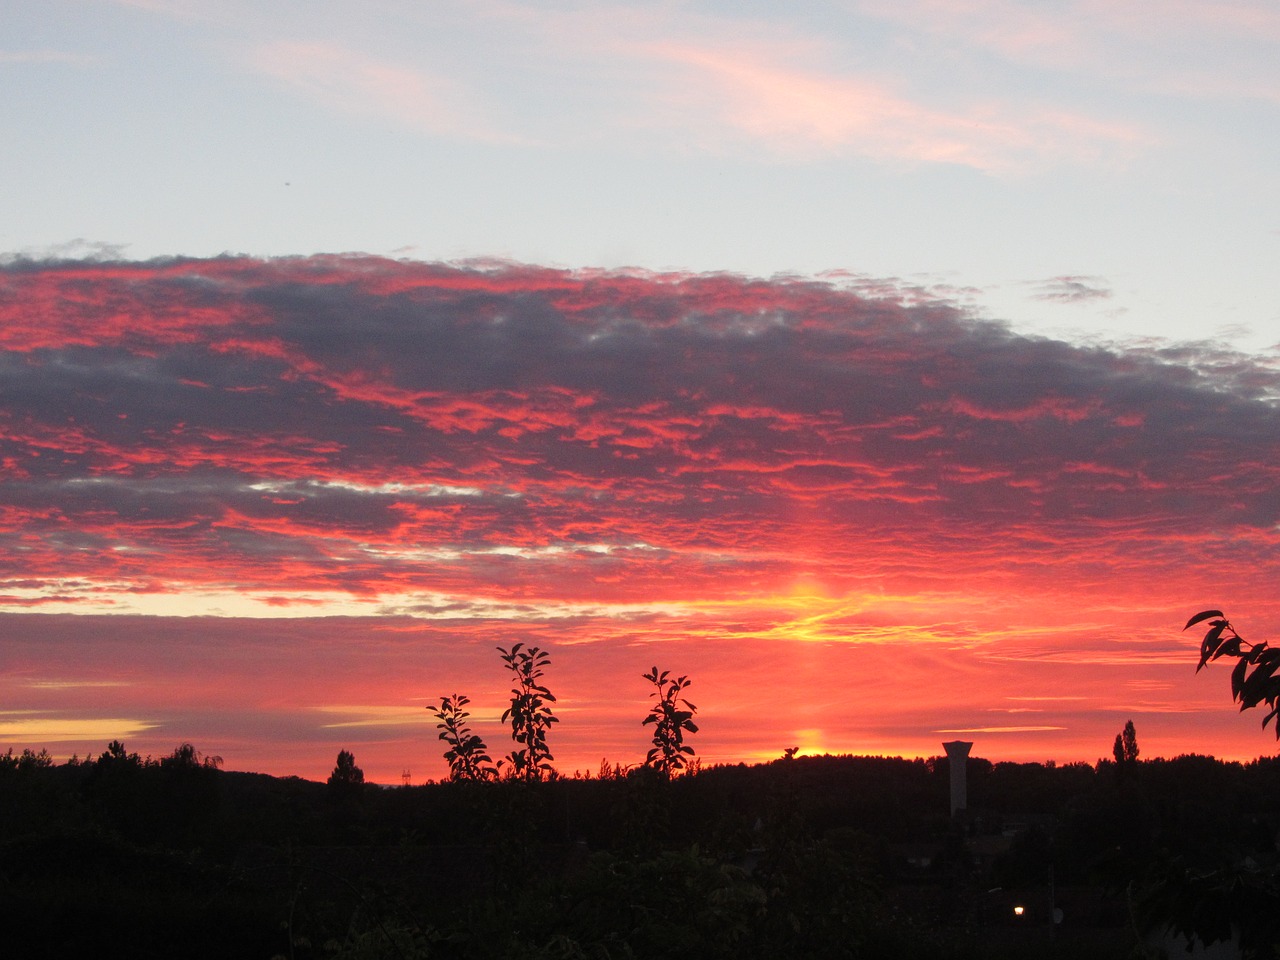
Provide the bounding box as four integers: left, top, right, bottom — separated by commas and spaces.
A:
942, 740, 972, 817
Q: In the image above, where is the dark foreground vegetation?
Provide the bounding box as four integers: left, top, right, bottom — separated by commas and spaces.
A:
3, 743, 1280, 959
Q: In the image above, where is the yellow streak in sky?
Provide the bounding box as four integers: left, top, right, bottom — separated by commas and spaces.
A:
0, 716, 158, 741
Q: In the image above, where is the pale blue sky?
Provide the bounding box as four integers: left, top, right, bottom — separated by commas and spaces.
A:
5, 0, 1279, 352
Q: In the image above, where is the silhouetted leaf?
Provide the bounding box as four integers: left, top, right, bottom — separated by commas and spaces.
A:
1198, 623, 1227, 671
1262, 704, 1279, 729
1231, 657, 1250, 697
1239, 661, 1280, 709
1185, 610, 1225, 631
1214, 636, 1243, 661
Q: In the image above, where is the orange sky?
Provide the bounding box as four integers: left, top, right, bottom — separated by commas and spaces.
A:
1, 256, 1278, 782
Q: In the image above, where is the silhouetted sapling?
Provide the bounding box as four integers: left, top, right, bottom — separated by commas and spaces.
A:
642, 666, 699, 777
430, 693, 497, 782
498, 643, 558, 780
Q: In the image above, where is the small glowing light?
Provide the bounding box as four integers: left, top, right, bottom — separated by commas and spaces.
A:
1013, 906, 1025, 917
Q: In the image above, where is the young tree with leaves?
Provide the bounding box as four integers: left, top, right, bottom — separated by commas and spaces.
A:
642, 666, 699, 777
1188, 610, 1280, 737
430, 693, 497, 782
498, 643, 558, 781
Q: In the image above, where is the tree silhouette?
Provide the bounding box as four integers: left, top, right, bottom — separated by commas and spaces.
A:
1188, 610, 1280, 738
1112, 719, 1139, 765
642, 667, 699, 777
1144, 611, 1280, 957
0, 747, 54, 771
98, 739, 141, 769
161, 742, 222, 770
328, 749, 364, 787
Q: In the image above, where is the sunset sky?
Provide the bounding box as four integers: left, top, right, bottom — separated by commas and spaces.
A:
3, 1, 1280, 782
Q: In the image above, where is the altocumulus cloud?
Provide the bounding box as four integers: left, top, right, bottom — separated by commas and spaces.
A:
1, 255, 1279, 775
2, 254, 1277, 609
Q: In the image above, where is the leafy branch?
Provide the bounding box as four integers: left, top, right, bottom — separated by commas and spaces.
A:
1187, 610, 1280, 737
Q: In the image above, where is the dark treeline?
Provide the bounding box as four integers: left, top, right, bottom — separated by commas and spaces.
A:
3, 744, 1280, 958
